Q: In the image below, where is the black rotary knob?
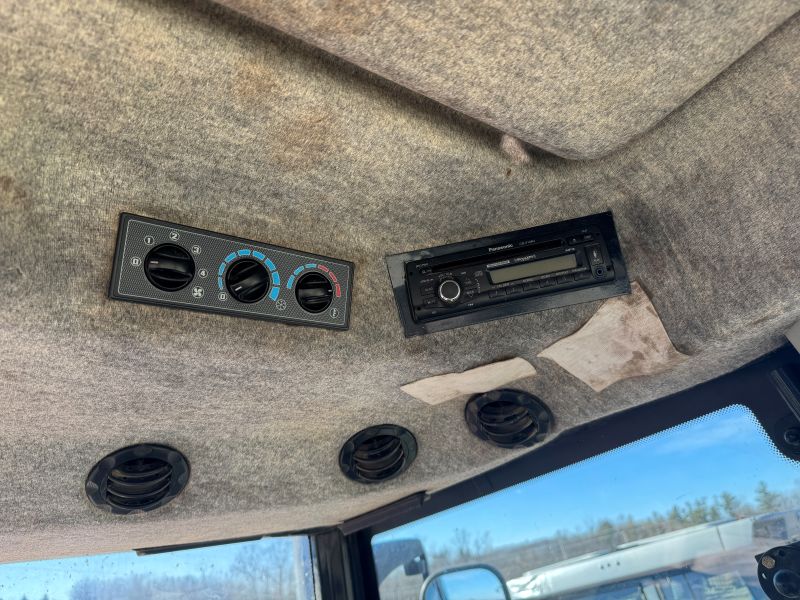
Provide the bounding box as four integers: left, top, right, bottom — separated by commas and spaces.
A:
225, 259, 270, 303
295, 272, 333, 313
438, 279, 461, 304
144, 244, 195, 291
774, 570, 800, 598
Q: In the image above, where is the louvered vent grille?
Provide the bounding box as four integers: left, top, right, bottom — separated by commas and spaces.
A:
340, 426, 417, 483
86, 445, 189, 514
106, 458, 173, 509
465, 389, 552, 449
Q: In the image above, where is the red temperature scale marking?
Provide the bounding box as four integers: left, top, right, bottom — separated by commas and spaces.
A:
316, 265, 342, 298
286, 263, 342, 300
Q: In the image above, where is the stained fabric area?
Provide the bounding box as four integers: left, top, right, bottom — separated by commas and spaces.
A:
539, 283, 689, 393
1, 0, 799, 563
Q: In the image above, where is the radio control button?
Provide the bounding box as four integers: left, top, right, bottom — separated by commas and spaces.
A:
557, 274, 573, 284
575, 270, 591, 281
587, 245, 604, 266
541, 278, 557, 287
523, 282, 539, 291
438, 279, 462, 304
570, 233, 595, 244
422, 297, 439, 308
489, 289, 502, 299
421, 284, 435, 296
506, 285, 522, 295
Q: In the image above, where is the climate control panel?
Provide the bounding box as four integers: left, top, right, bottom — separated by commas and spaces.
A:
109, 214, 353, 330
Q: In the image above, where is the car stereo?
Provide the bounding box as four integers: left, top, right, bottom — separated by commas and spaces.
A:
386, 212, 630, 336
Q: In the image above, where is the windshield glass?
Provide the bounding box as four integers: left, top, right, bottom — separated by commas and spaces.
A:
372, 405, 800, 600
0, 535, 313, 599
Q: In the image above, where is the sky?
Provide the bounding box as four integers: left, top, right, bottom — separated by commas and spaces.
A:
2, 405, 799, 600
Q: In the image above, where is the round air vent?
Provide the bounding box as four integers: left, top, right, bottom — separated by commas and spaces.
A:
295, 272, 333, 313
144, 244, 195, 291
85, 444, 190, 514
465, 389, 552, 449
225, 258, 270, 303
339, 425, 417, 484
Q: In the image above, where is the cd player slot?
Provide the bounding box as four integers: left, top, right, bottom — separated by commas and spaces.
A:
429, 238, 563, 273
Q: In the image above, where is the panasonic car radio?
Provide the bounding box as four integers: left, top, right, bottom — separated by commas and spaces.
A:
386, 212, 630, 336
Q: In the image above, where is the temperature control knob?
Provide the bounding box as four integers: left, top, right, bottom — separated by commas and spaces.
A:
295, 272, 333, 313
225, 259, 270, 303
438, 279, 462, 304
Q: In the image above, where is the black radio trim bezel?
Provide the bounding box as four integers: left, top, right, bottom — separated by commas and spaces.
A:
385, 211, 630, 337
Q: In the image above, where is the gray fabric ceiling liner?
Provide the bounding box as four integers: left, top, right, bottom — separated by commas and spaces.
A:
218, 0, 800, 159
0, 0, 798, 564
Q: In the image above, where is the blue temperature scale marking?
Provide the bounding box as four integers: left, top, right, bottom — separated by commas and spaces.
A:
286, 263, 316, 290
217, 249, 281, 301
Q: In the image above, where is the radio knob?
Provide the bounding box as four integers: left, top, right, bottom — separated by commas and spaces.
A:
438, 279, 462, 304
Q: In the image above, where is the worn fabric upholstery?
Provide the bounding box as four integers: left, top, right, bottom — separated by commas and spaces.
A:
219, 0, 800, 158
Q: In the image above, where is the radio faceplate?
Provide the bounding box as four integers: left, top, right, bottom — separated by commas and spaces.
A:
386, 212, 630, 336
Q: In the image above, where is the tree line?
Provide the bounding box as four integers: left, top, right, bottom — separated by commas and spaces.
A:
425, 481, 799, 581
0, 538, 306, 600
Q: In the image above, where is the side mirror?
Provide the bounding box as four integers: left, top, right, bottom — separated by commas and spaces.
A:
372, 538, 429, 584
405, 555, 429, 576
420, 565, 511, 600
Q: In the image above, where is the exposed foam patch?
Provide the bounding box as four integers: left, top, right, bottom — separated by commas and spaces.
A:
401, 357, 536, 405
539, 282, 689, 392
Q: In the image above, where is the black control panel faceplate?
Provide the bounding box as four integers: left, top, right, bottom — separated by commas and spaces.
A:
386, 212, 630, 336
109, 214, 353, 329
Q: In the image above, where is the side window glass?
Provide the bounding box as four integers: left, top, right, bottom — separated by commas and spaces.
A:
373, 405, 800, 600
0, 536, 314, 599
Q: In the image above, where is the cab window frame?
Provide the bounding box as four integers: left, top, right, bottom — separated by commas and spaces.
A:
335, 344, 800, 600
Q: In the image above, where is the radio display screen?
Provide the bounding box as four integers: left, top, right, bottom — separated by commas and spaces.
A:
489, 254, 577, 284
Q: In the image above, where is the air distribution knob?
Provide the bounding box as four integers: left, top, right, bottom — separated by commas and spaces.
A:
438, 279, 461, 304
144, 244, 195, 291
225, 259, 270, 303
295, 272, 333, 313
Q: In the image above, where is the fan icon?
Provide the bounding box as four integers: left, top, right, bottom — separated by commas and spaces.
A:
276, 299, 287, 311
191, 286, 204, 298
